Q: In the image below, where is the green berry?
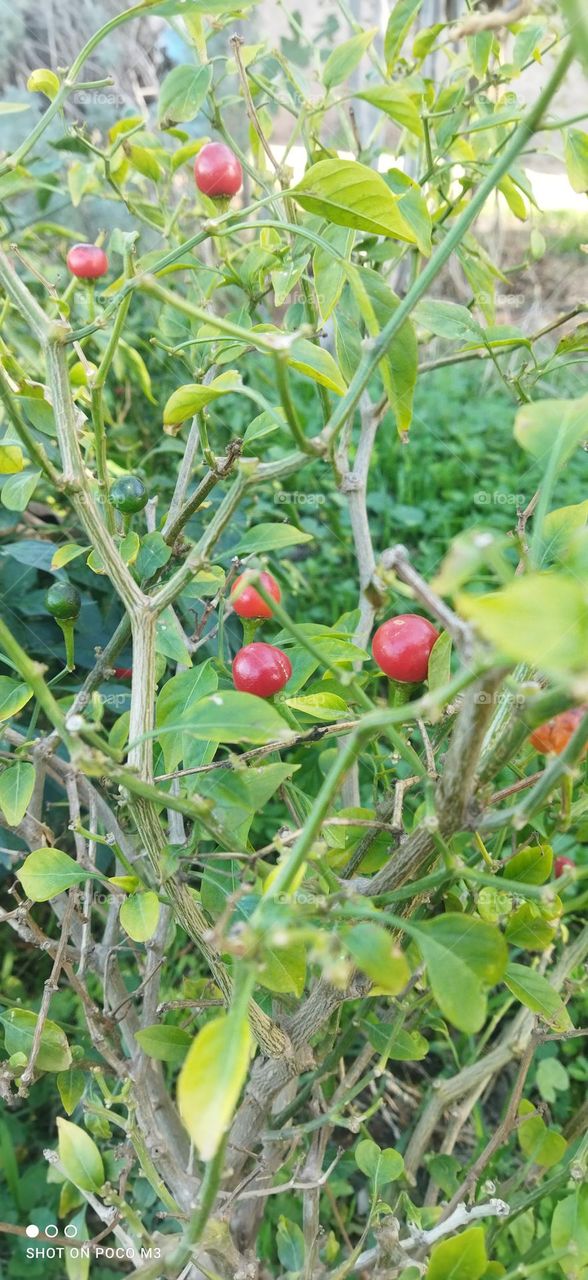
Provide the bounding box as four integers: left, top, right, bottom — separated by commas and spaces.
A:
110, 475, 148, 514
46, 582, 81, 622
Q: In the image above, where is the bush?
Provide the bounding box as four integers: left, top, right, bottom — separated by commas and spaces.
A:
0, 2, 587, 1277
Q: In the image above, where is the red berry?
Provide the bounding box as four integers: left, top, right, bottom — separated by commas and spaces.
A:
232, 642, 292, 698
232, 571, 281, 620
194, 142, 242, 198
372, 614, 440, 684
554, 855, 575, 879
530, 707, 587, 756
66, 244, 109, 279
114, 667, 133, 680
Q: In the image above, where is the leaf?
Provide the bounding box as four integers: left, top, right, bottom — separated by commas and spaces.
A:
158, 63, 212, 128
514, 394, 588, 467
288, 338, 347, 395
290, 160, 418, 243
347, 267, 418, 432
163, 371, 241, 427
551, 1186, 588, 1271
57, 1068, 86, 1115
385, 0, 424, 70
134, 1024, 192, 1063
233, 522, 313, 554
355, 1138, 404, 1192
504, 962, 572, 1032
457, 574, 588, 678
505, 902, 555, 951
504, 843, 552, 885
413, 299, 484, 342
517, 1100, 567, 1168
417, 915, 507, 1033
177, 1009, 252, 1160
120, 891, 160, 943
0, 446, 24, 474
356, 85, 423, 138
285, 692, 348, 721
178, 691, 291, 745
426, 1226, 488, 1280
259, 937, 307, 997
0, 1008, 71, 1073
565, 129, 588, 193
1, 471, 41, 512
560, 0, 588, 71
27, 68, 60, 99
313, 225, 354, 323
16, 847, 92, 901
156, 660, 218, 770
0, 762, 35, 826
146, 0, 260, 13
427, 630, 452, 694
276, 1217, 305, 1273
364, 1019, 429, 1061
156, 608, 192, 666
57, 1119, 104, 1192
322, 27, 377, 88
135, 531, 172, 579
343, 923, 410, 994
51, 544, 89, 570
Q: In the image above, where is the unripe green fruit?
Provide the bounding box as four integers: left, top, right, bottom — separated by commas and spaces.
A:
110, 475, 148, 514
46, 582, 81, 622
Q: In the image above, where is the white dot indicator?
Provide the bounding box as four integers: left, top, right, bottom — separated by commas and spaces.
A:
46, 1225, 58, 1238
64, 1225, 78, 1239
25, 1225, 39, 1239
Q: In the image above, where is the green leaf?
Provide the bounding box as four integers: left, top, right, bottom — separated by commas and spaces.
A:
177, 1009, 252, 1160
146, 0, 259, 13
346, 267, 418, 432
427, 630, 452, 694
313, 225, 354, 323
551, 1186, 588, 1271
285, 692, 348, 721
290, 159, 418, 243
16, 847, 91, 901
134, 1024, 192, 1063
120, 891, 160, 943
259, 937, 307, 997
565, 129, 588, 193
276, 1217, 305, 1273
288, 338, 347, 395
163, 371, 241, 426
356, 85, 423, 138
417, 915, 507, 1033
0, 446, 24, 474
158, 63, 212, 127
57, 1118, 104, 1192
156, 660, 218, 770
322, 27, 377, 88
343, 923, 410, 994
135, 531, 172, 579
156, 607, 192, 666
57, 1068, 86, 1116
180, 690, 291, 745
27, 68, 60, 99
51, 543, 89, 570
413, 299, 484, 342
0, 762, 35, 826
517, 1099, 567, 1168
504, 843, 552, 885
504, 962, 572, 1032
0, 1008, 71, 1073
514, 394, 588, 467
426, 1226, 488, 1280
536, 1057, 568, 1104
505, 902, 555, 952
457, 573, 588, 678
355, 1138, 404, 1192
561, 0, 588, 70
385, 0, 424, 70
1, 471, 41, 512
363, 1019, 429, 1062
233, 522, 313, 555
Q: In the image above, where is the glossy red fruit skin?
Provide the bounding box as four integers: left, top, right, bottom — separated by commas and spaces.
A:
194, 142, 242, 197
232, 642, 292, 698
372, 614, 440, 684
66, 244, 109, 279
554, 855, 575, 879
232, 571, 281, 620
114, 667, 133, 680
530, 707, 587, 756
